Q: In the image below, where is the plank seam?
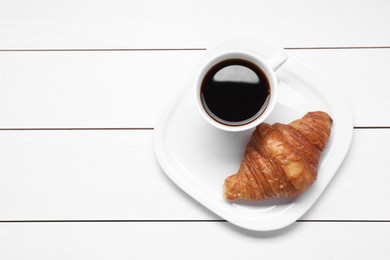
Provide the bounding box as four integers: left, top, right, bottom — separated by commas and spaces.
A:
0, 128, 154, 131
0, 220, 389, 223
0, 127, 388, 131
0, 46, 389, 52
353, 127, 390, 129
0, 49, 206, 52
285, 46, 390, 50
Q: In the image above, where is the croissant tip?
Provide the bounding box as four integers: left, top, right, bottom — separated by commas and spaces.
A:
305, 111, 333, 122
223, 174, 240, 201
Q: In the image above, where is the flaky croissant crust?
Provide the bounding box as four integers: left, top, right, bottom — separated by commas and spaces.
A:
224, 111, 333, 201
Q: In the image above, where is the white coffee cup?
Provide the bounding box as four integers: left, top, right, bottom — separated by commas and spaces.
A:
194, 38, 288, 132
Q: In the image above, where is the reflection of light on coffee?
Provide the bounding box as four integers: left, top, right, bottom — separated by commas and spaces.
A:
213, 65, 260, 83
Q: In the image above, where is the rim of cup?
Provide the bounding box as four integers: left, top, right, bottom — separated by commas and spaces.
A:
194, 50, 279, 132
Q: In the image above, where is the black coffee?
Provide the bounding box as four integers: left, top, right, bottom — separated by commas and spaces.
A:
200, 58, 270, 125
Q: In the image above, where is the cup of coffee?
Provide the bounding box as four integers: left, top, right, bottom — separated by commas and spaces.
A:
194, 38, 288, 132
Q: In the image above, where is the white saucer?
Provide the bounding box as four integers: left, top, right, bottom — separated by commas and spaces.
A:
154, 38, 353, 231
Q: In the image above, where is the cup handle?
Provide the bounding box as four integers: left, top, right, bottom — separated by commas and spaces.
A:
267, 50, 288, 71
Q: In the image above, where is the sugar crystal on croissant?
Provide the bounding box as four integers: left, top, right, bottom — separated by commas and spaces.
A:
223, 111, 333, 201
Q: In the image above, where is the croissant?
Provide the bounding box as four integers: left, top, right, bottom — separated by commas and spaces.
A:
224, 111, 333, 201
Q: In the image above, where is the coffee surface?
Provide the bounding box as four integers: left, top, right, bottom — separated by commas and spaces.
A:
201, 59, 270, 125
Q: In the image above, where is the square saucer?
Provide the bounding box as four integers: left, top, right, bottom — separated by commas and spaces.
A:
154, 38, 353, 231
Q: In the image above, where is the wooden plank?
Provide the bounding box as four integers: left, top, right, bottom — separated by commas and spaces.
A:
0, 222, 389, 259
0, 0, 389, 49
0, 50, 199, 128
0, 49, 389, 128
290, 49, 390, 127
0, 129, 389, 221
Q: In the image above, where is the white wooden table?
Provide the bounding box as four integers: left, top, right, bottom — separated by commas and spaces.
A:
1, 0, 389, 258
